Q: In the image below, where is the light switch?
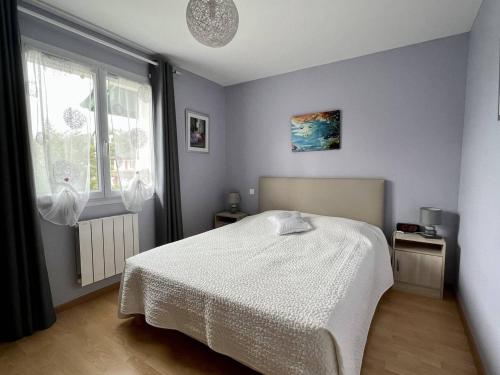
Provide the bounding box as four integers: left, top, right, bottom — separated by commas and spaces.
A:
249, 188, 255, 195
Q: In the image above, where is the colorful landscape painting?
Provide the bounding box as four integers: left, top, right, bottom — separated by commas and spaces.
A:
291, 110, 341, 152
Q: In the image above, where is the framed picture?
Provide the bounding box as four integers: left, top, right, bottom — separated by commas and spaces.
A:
291, 110, 341, 152
186, 109, 209, 153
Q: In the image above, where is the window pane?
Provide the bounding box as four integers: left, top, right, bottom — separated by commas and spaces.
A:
25, 49, 100, 195
89, 132, 99, 191
106, 74, 154, 192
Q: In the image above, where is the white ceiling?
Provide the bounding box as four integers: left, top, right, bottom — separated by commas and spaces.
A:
31, 0, 482, 86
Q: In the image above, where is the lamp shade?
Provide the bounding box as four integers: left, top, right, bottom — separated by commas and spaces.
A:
227, 192, 241, 205
420, 207, 442, 226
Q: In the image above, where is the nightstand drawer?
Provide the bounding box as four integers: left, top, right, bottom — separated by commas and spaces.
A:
395, 250, 442, 290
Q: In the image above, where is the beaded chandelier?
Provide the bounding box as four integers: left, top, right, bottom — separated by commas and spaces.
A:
186, 0, 239, 48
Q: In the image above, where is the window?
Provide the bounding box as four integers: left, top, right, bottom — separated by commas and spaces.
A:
106, 74, 154, 194
23, 41, 154, 223
25, 48, 98, 198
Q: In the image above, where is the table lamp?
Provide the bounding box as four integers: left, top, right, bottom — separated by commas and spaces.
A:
420, 207, 442, 239
227, 192, 241, 213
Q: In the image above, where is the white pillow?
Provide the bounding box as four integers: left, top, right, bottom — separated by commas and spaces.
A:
268, 211, 312, 235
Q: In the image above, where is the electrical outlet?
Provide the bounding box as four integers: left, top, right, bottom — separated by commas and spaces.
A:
249, 188, 255, 195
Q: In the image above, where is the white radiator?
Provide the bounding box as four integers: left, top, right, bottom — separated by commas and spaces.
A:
77, 213, 139, 286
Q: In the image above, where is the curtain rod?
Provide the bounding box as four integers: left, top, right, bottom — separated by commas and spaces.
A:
17, 5, 159, 67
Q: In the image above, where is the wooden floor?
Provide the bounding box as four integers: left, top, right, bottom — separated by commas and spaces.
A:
0, 289, 478, 375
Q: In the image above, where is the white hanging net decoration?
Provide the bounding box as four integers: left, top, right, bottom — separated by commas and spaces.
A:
52, 160, 81, 184
25, 48, 95, 226
63, 107, 87, 129
186, 0, 239, 48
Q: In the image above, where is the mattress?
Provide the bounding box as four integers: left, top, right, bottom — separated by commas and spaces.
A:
118, 211, 394, 375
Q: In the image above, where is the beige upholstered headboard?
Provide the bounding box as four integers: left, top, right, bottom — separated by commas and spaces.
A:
259, 177, 385, 228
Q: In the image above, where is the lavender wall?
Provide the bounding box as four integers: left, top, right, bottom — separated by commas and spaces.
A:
20, 14, 226, 305
457, 0, 500, 372
174, 70, 227, 237
226, 34, 469, 283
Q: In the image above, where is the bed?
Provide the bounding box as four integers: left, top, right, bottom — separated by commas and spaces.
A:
118, 177, 394, 375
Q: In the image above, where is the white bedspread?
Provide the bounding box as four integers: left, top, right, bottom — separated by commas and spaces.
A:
118, 211, 393, 375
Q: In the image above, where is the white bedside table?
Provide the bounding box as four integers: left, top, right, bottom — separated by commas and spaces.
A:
392, 232, 446, 299
214, 211, 248, 228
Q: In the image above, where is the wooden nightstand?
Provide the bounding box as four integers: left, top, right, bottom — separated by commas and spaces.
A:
214, 211, 248, 228
392, 232, 446, 299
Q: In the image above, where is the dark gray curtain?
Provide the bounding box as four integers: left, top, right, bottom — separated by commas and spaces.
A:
0, 0, 56, 341
150, 58, 183, 245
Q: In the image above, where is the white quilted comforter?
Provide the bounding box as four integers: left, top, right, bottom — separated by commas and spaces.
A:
118, 211, 393, 375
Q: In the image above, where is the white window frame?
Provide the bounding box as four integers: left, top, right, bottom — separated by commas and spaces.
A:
22, 37, 153, 206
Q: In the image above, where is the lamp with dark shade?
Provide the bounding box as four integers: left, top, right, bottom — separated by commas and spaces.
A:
227, 192, 241, 213
419, 207, 442, 238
